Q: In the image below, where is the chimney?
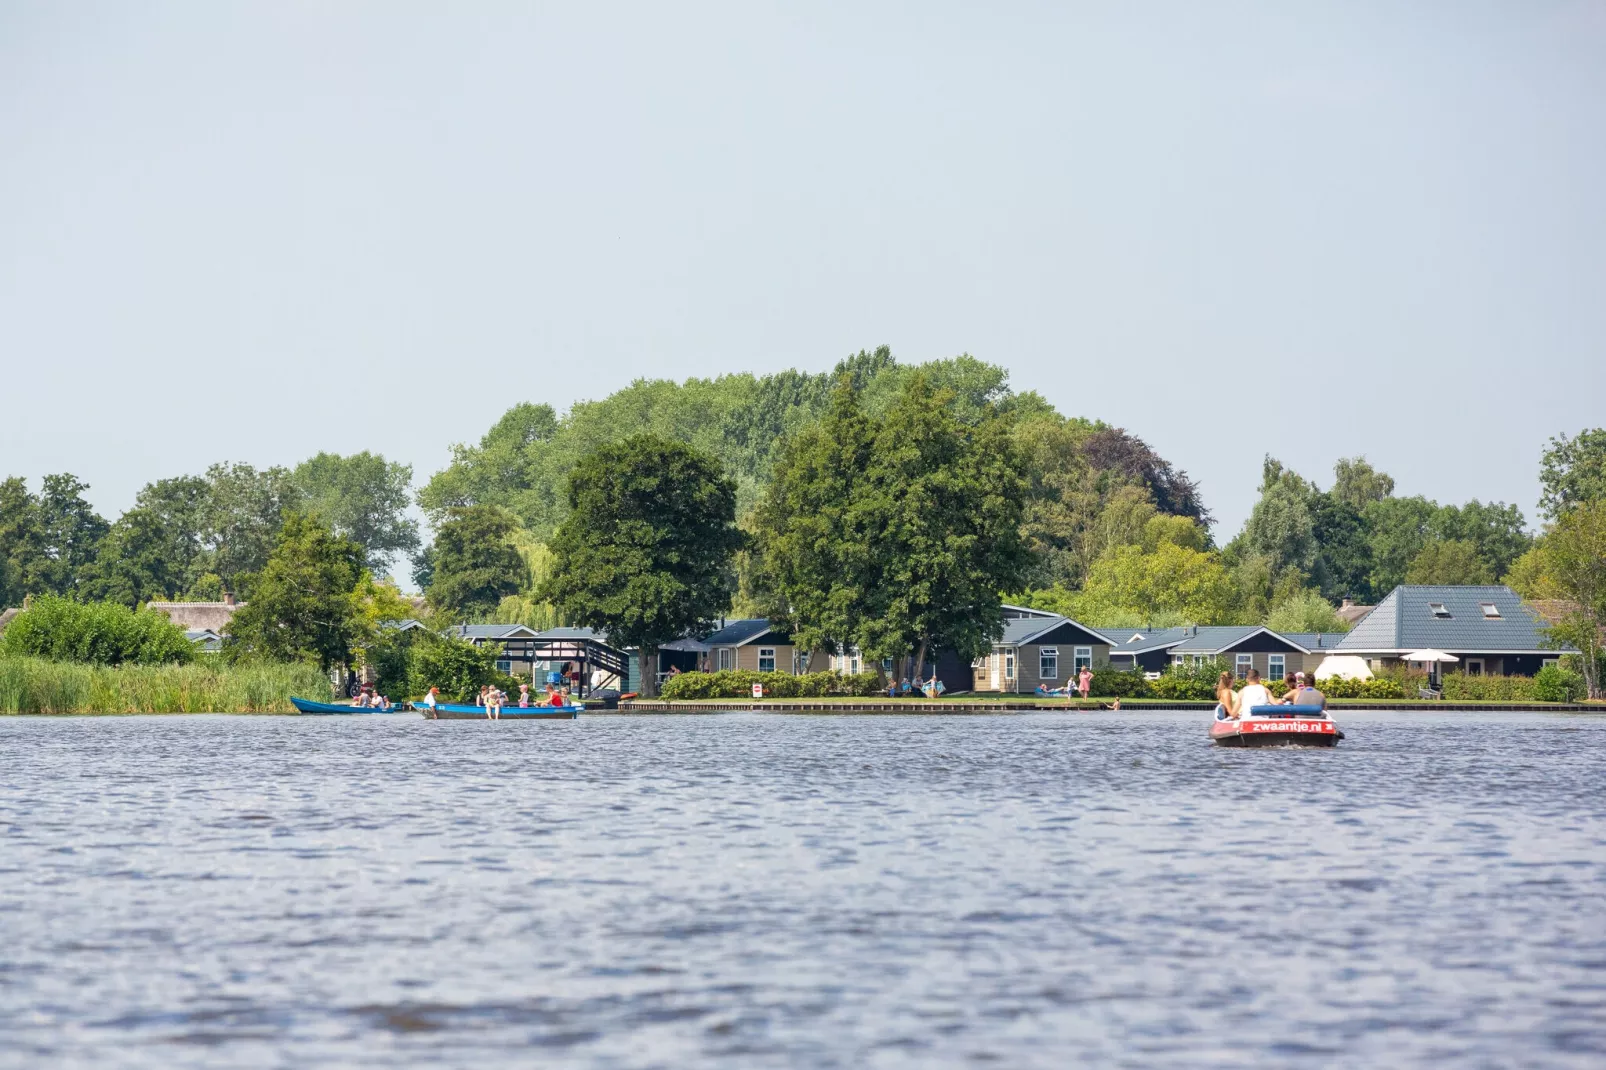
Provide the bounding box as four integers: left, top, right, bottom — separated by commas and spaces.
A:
1340, 598, 1354, 609
223, 592, 236, 608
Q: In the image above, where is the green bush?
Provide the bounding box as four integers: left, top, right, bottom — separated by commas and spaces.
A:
659, 670, 883, 700
1440, 672, 1536, 702
408, 634, 517, 702
1320, 675, 1407, 699
0, 656, 329, 714
1149, 663, 1220, 701
1088, 663, 1150, 698
1533, 664, 1586, 703
0, 596, 195, 666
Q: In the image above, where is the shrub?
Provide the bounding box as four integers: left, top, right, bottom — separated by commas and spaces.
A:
1320, 676, 1407, 699
659, 670, 882, 700
1088, 663, 1150, 698
408, 634, 516, 702
1439, 672, 1537, 702
1533, 664, 1586, 703
1149, 662, 1220, 701
0, 596, 194, 666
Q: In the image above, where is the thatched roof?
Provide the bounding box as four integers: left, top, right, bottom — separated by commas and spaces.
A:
145, 601, 243, 634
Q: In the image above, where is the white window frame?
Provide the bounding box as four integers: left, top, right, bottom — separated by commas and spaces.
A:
1192, 654, 1211, 668
496, 658, 512, 674
850, 656, 860, 675
1466, 658, 1484, 676
718, 647, 734, 671
1480, 603, 1501, 619
1074, 646, 1092, 673
1268, 654, 1285, 682
758, 647, 776, 673
1235, 654, 1252, 680
1040, 647, 1059, 680
1172, 654, 1184, 667
1004, 649, 1016, 680
1543, 658, 1558, 668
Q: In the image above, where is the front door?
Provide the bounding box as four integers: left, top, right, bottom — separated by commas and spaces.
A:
990, 653, 1000, 691
1466, 658, 1484, 676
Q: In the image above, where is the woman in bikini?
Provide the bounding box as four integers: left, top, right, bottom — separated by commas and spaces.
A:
1215, 671, 1240, 721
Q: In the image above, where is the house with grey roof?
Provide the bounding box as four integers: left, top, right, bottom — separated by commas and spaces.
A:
1108, 625, 1348, 681
1334, 585, 1570, 676
702, 619, 826, 675
184, 628, 223, 653
972, 612, 1115, 693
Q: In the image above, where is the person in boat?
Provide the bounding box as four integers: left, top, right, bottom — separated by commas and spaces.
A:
1289, 671, 1327, 710
421, 687, 439, 712
518, 683, 530, 708
1077, 665, 1093, 699
486, 685, 503, 720
1214, 672, 1240, 720
1237, 668, 1273, 715
547, 685, 566, 708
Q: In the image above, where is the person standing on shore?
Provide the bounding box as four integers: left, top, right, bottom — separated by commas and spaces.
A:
1077, 665, 1093, 700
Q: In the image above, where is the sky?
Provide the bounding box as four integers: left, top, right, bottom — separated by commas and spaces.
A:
3, 1, 1603, 548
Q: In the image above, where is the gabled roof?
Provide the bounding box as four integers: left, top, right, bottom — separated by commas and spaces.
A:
702, 619, 788, 647
1001, 603, 1061, 620
1171, 625, 1313, 655
533, 626, 607, 641
380, 618, 427, 632
1278, 632, 1348, 651
998, 614, 1115, 647
453, 623, 540, 641
1109, 627, 1191, 654
1336, 585, 1568, 654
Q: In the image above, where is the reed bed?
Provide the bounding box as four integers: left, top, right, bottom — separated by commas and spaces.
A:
0, 657, 332, 715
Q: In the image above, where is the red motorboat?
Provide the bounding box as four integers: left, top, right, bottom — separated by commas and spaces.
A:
1210, 705, 1343, 748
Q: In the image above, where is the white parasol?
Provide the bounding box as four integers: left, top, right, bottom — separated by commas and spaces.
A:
1313, 655, 1373, 681
1403, 650, 1460, 664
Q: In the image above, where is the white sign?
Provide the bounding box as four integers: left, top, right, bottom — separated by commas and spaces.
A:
752, 683, 764, 699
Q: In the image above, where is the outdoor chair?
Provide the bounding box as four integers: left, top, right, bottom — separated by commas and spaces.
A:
1418, 686, 1441, 700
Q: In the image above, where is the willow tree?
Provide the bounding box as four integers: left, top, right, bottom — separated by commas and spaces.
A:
540, 436, 743, 696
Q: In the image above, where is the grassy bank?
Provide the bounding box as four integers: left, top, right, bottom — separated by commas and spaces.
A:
0, 657, 332, 715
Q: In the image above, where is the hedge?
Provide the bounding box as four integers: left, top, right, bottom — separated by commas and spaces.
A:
659, 670, 885, 700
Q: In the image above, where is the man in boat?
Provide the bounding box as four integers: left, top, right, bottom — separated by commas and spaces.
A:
1288, 672, 1327, 710
421, 687, 439, 713
1237, 668, 1273, 715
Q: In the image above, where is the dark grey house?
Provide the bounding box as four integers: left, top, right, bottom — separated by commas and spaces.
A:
1334, 584, 1570, 676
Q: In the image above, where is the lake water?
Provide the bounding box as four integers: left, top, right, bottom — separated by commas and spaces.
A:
1, 710, 1604, 1068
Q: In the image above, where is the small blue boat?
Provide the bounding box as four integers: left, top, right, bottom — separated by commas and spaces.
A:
422, 702, 581, 720
290, 697, 405, 715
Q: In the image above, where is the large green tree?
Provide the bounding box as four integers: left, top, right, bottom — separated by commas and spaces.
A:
424, 505, 526, 621
540, 436, 744, 696
78, 506, 191, 606
0, 476, 44, 607
1331, 456, 1395, 511
292, 451, 420, 575
201, 462, 303, 595
226, 515, 367, 671
1539, 428, 1606, 521
1536, 500, 1606, 698
1405, 539, 1494, 585
757, 373, 1029, 674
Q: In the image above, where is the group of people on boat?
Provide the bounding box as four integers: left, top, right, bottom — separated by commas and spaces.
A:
1215, 668, 1327, 720
351, 684, 392, 711
414, 681, 574, 719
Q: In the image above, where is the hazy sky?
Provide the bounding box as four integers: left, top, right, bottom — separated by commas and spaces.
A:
3, 1, 1603, 546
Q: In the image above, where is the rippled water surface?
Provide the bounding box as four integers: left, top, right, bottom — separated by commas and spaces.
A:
2, 710, 1605, 1068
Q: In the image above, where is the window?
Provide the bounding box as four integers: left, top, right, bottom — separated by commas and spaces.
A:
850, 656, 860, 675
1040, 647, 1059, 680
718, 647, 734, 671
1429, 602, 1452, 618
496, 659, 512, 674
1192, 654, 1211, 668
1543, 658, 1558, 668
1074, 646, 1092, 673
1480, 603, 1501, 619
882, 658, 893, 671
758, 647, 776, 673
1236, 654, 1252, 680
1004, 650, 1016, 679
1268, 654, 1285, 682
1466, 659, 1484, 676
1172, 654, 1184, 666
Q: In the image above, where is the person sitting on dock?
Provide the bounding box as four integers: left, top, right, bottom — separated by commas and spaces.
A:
1288, 672, 1327, 711
1215, 672, 1239, 720
1237, 668, 1272, 715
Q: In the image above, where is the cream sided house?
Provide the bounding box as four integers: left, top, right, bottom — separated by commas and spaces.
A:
701, 619, 828, 675
971, 606, 1115, 693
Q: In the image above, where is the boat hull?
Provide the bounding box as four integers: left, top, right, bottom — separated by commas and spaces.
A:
422, 703, 580, 720
1211, 706, 1342, 747
291, 697, 405, 715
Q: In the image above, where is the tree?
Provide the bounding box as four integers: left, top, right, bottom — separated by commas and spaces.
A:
78, 507, 191, 606
1308, 493, 1374, 603
1537, 500, 1606, 698
1331, 456, 1395, 511
131, 475, 210, 592
1434, 500, 1530, 579
1539, 428, 1606, 520
1073, 543, 1236, 627
1239, 457, 1316, 578
541, 436, 744, 696
33, 474, 109, 596
1265, 589, 1350, 634
292, 451, 421, 575
0, 476, 44, 607
226, 515, 366, 671
1503, 543, 1554, 598
1404, 539, 1494, 585
1363, 495, 1440, 594
201, 463, 303, 595
408, 633, 508, 702
849, 375, 1031, 673
424, 506, 526, 620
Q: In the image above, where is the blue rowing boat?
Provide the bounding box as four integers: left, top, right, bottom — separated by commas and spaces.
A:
422, 702, 581, 720
290, 697, 405, 715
